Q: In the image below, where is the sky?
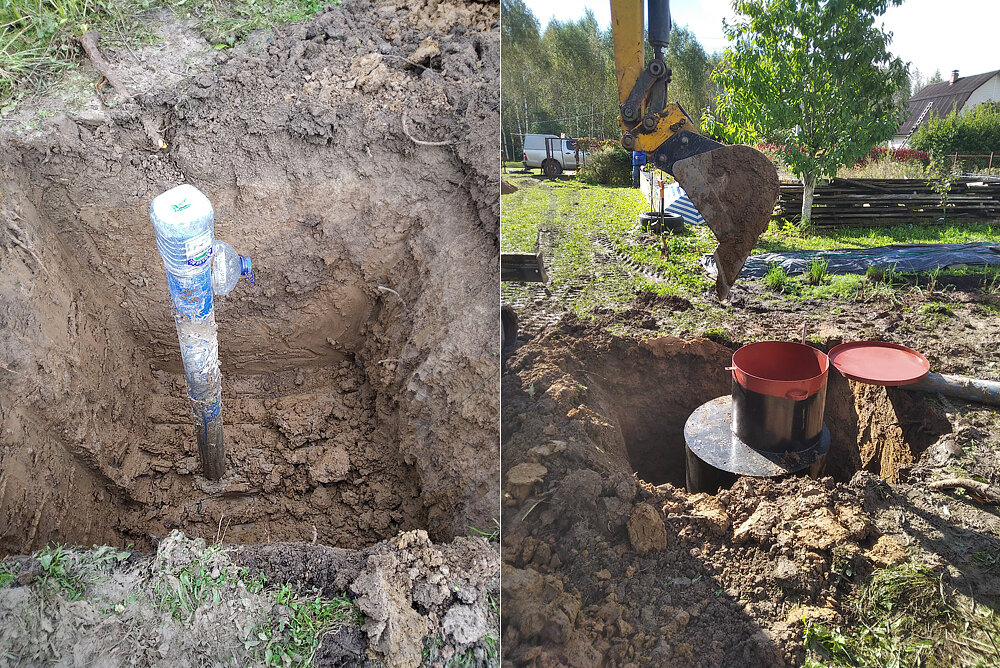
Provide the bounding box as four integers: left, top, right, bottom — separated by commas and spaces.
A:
521, 0, 1000, 82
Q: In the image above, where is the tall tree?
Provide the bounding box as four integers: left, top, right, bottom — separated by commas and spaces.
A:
706, 0, 909, 221
665, 26, 713, 121
500, 0, 545, 158
541, 12, 610, 139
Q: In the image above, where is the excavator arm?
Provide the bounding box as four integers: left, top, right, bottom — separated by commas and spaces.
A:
610, 0, 779, 299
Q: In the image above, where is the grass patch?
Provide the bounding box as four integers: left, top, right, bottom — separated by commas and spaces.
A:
501, 175, 1000, 328
0, 562, 16, 588
971, 550, 1000, 574
254, 583, 359, 667
1, 0, 331, 109
499, 175, 714, 317
153, 541, 253, 622
757, 220, 1000, 255
4, 532, 362, 664
804, 562, 1000, 667
920, 302, 956, 318
764, 264, 790, 292
804, 259, 829, 286
0, 0, 152, 107
164, 0, 329, 46
34, 543, 130, 599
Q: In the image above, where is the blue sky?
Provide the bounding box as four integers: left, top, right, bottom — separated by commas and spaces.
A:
521, 0, 1000, 82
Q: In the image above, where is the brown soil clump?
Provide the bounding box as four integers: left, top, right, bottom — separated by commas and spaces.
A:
675, 145, 779, 299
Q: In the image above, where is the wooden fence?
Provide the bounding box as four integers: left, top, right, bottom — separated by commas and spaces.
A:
776, 178, 1000, 227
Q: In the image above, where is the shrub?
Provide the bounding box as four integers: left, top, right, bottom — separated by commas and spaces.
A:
855, 146, 929, 166
577, 146, 632, 186
911, 102, 1000, 170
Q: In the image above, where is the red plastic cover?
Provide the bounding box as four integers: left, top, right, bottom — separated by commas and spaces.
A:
828, 341, 929, 386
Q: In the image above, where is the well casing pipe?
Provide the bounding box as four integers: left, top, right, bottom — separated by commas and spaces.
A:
150, 185, 225, 479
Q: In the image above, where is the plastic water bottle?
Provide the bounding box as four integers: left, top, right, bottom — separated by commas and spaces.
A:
211, 240, 255, 296
150, 184, 215, 318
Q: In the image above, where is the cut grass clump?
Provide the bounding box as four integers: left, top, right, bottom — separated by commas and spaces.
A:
804, 259, 829, 285
764, 264, 790, 292
804, 562, 1000, 667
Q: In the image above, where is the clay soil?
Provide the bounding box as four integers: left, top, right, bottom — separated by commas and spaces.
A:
0, 0, 499, 663
501, 292, 1000, 665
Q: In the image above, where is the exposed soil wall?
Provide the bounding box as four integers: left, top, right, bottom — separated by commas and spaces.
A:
0, 0, 499, 555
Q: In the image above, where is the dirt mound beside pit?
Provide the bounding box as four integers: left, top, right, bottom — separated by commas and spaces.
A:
0, 0, 499, 556
500, 320, 969, 666
0, 530, 499, 667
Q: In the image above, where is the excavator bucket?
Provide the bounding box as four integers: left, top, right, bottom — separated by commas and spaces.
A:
672, 145, 780, 300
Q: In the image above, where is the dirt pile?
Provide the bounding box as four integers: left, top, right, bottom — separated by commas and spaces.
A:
674, 144, 779, 299
0, 0, 499, 555
0, 529, 499, 667
500, 321, 962, 666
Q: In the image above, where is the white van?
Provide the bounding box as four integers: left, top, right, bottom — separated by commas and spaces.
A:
522, 134, 588, 177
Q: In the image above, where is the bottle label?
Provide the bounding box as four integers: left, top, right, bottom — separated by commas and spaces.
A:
185, 231, 213, 266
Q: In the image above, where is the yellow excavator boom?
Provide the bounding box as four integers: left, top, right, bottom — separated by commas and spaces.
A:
608, 0, 780, 299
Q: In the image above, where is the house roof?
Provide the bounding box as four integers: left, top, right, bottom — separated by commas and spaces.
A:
896, 69, 1000, 137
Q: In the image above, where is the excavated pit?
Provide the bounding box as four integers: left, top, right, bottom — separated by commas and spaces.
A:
0, 0, 499, 556
524, 333, 951, 491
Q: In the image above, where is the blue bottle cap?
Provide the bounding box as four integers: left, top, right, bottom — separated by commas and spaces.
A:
239, 255, 255, 284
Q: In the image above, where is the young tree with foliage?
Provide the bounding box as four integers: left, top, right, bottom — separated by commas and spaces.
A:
706, 0, 908, 222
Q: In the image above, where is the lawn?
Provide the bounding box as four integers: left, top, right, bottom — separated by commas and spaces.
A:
0, 0, 329, 108
501, 173, 1000, 319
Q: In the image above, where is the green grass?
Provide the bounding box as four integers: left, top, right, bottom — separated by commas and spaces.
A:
501, 174, 1000, 331
154, 542, 243, 622
500, 175, 714, 317
36, 544, 86, 598
468, 518, 500, 542
971, 550, 1000, 574
804, 562, 1000, 668
253, 583, 359, 667
804, 259, 829, 285
757, 220, 1000, 255
920, 301, 956, 318
0, 562, 16, 588
764, 264, 790, 292
1, 0, 331, 109
164, 0, 329, 46
0, 0, 148, 107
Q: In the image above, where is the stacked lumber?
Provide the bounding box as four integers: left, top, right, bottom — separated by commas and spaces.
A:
776, 178, 1000, 227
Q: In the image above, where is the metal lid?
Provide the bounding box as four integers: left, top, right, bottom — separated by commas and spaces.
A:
828, 341, 929, 386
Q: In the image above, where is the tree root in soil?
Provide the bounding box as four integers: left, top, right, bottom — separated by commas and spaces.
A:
928, 477, 1000, 504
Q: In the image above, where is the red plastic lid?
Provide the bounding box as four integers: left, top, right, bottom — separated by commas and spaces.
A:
828, 341, 929, 386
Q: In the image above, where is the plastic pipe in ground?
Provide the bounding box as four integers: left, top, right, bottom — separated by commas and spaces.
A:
150, 185, 225, 480
903, 371, 1000, 407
